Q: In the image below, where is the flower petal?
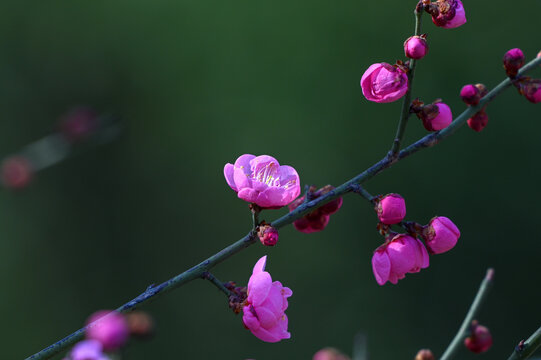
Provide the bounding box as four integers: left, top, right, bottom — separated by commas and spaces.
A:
247, 272, 272, 307
234, 154, 256, 173
371, 250, 391, 285
238, 188, 258, 203
233, 167, 252, 190
224, 163, 237, 191
253, 255, 267, 274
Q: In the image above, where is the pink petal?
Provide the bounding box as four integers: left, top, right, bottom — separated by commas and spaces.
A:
250, 326, 281, 343
416, 238, 430, 269
234, 154, 256, 173
254, 306, 278, 329
386, 236, 416, 275
242, 306, 260, 331
371, 250, 391, 285
253, 256, 267, 274
247, 272, 272, 307
249, 155, 280, 171
256, 187, 286, 208
238, 188, 258, 203
233, 167, 252, 190
224, 163, 237, 191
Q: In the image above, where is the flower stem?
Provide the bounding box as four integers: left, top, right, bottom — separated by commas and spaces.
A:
349, 183, 375, 202
439, 268, 495, 360
25, 56, 541, 360
507, 326, 541, 360
389, 4, 423, 158
352, 332, 368, 360
202, 272, 232, 297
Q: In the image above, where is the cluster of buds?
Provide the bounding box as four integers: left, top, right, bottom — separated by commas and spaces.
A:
371, 194, 460, 285
460, 83, 489, 132
288, 185, 343, 233
65, 310, 154, 360
503, 48, 541, 104
411, 99, 453, 132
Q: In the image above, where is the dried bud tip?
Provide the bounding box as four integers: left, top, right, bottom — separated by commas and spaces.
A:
257, 224, 279, 246
415, 349, 434, 360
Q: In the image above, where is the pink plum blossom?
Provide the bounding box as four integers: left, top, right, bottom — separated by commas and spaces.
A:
371, 234, 429, 285
59, 107, 98, 143
86, 310, 129, 351
242, 256, 292, 342
1, 156, 33, 189
423, 216, 460, 254
360, 63, 408, 103
503, 48, 524, 77
404, 36, 429, 60
430, 0, 467, 29
375, 194, 406, 225
224, 154, 300, 208
70, 340, 108, 360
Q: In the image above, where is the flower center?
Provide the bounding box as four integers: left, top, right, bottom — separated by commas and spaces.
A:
252, 161, 280, 186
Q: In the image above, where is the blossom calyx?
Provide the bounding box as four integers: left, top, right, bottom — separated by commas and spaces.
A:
404, 35, 429, 60
426, 0, 467, 29
361, 63, 408, 103
258, 224, 279, 246
414, 101, 453, 131
224, 154, 300, 208
464, 321, 493, 353
242, 256, 292, 342
371, 233, 429, 285
467, 110, 489, 132
423, 216, 460, 254
503, 48, 525, 77
375, 193, 406, 225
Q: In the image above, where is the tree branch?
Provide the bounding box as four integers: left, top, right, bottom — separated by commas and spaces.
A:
507, 326, 541, 360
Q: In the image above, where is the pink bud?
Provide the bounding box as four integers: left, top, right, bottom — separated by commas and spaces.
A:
258, 224, 279, 246
313, 347, 351, 360
70, 340, 107, 360
464, 322, 493, 353
376, 194, 406, 225
423, 216, 460, 254
59, 107, 99, 142
360, 63, 408, 103
288, 185, 343, 233
404, 36, 429, 60
372, 234, 429, 285
417, 102, 453, 131
429, 0, 467, 29
519, 79, 541, 104
503, 48, 525, 77
86, 310, 129, 351
1, 156, 33, 189
460, 84, 481, 106
415, 349, 434, 360
467, 110, 489, 132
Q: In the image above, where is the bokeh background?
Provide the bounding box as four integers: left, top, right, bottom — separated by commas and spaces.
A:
1, 0, 540, 359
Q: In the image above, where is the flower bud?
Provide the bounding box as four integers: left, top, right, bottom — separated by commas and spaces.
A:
416, 102, 453, 131
126, 311, 155, 339
258, 224, 279, 246
467, 110, 489, 132
464, 322, 493, 353
460, 84, 481, 106
86, 310, 129, 351
423, 216, 460, 254
59, 107, 99, 143
289, 185, 343, 233
415, 349, 435, 360
517, 78, 541, 104
1, 156, 33, 189
361, 63, 408, 103
313, 348, 351, 360
503, 48, 525, 77
404, 35, 429, 60
375, 194, 406, 225
427, 0, 467, 29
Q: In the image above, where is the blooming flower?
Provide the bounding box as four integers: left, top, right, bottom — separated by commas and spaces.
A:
288, 185, 343, 233
86, 310, 129, 351
242, 256, 292, 342
224, 154, 300, 208
375, 193, 406, 225
371, 234, 429, 285
429, 0, 467, 29
70, 340, 108, 360
423, 216, 460, 254
360, 63, 408, 103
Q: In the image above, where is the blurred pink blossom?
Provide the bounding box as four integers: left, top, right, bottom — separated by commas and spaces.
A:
224, 154, 300, 208
70, 340, 107, 360
242, 256, 292, 342
86, 310, 129, 351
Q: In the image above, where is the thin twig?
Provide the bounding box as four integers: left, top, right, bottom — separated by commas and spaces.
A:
24, 54, 541, 360
439, 268, 495, 360
202, 272, 232, 297
507, 326, 541, 360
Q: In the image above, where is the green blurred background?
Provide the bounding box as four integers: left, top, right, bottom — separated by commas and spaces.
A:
1, 0, 540, 359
